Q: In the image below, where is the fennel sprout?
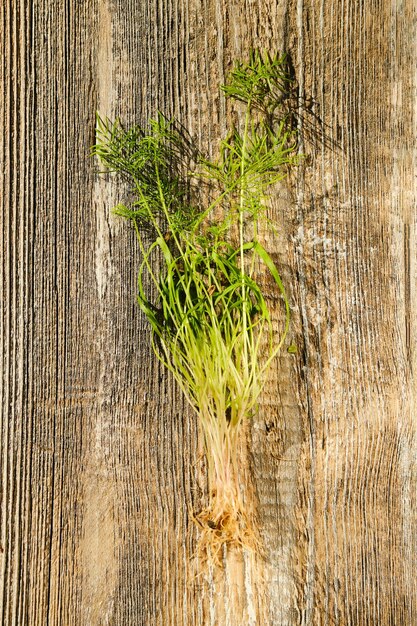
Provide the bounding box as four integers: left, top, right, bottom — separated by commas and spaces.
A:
92, 51, 299, 564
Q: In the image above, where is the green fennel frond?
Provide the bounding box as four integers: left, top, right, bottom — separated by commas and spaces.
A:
221, 50, 293, 114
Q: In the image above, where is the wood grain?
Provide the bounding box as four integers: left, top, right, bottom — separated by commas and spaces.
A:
1, 1, 415, 624
288, 2, 417, 623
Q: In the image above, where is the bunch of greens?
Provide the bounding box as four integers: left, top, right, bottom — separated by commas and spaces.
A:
92, 51, 299, 563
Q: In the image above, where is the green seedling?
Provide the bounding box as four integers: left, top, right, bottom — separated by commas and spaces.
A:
92, 51, 299, 564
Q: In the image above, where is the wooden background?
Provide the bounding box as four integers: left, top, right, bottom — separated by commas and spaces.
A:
1, 1, 416, 624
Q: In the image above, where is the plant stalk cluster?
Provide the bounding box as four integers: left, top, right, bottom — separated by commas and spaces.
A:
92, 51, 299, 563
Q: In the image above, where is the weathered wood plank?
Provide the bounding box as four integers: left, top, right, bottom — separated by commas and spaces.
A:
0, 1, 415, 625
288, 1, 417, 624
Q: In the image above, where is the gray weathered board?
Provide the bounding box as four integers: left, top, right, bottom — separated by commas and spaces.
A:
1, 1, 416, 624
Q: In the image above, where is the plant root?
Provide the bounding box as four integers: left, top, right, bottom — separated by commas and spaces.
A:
192, 498, 262, 567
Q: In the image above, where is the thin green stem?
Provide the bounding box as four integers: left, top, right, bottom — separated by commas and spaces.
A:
238, 101, 253, 378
